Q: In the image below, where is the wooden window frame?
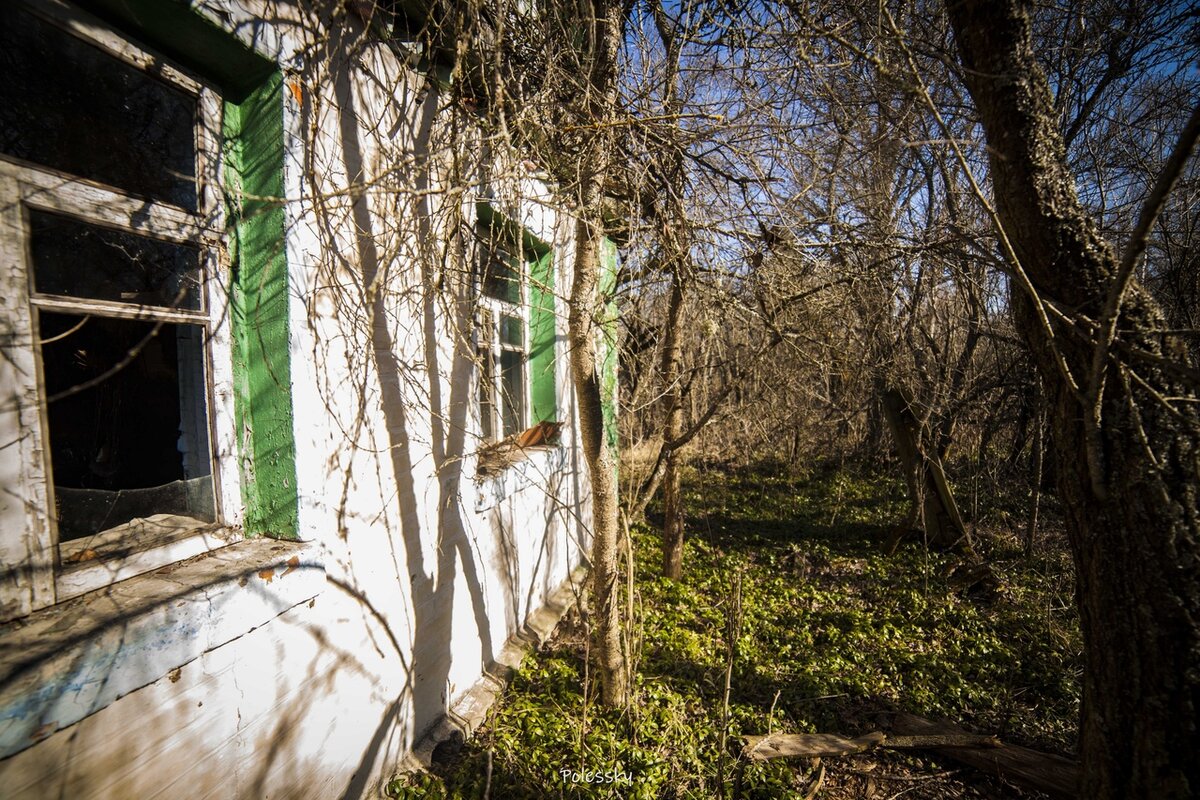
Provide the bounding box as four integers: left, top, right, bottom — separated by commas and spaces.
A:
477, 239, 532, 441
473, 202, 558, 452
0, 0, 242, 620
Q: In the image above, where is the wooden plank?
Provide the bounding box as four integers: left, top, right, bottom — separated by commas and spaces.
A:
741, 730, 1000, 763
743, 732, 886, 762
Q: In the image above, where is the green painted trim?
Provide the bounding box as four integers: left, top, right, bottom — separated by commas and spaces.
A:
75, 0, 273, 101
599, 237, 620, 457
476, 202, 552, 257
528, 250, 557, 424
223, 74, 300, 539
476, 203, 558, 425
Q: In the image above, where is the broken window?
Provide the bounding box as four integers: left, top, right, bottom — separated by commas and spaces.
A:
39, 313, 215, 541
0, 3, 199, 210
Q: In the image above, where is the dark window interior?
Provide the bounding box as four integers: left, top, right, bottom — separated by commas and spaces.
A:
499, 313, 525, 436
30, 210, 203, 310
39, 312, 214, 541
499, 348, 525, 436
482, 244, 522, 304
0, 5, 198, 209
478, 305, 496, 441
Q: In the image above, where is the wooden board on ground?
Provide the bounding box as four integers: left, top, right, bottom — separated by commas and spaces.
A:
741, 730, 999, 762
739, 714, 1076, 799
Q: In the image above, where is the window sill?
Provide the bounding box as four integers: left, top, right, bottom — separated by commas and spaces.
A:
0, 537, 324, 759
57, 516, 243, 602
474, 443, 568, 512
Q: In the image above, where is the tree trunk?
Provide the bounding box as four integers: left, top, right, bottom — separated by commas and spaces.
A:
661, 449, 684, 579
661, 268, 686, 579
645, 5, 689, 580
881, 386, 967, 549
946, 2, 1200, 795
564, 0, 628, 710
1025, 395, 1044, 556
570, 221, 628, 709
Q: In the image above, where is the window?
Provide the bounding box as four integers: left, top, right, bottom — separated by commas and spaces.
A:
474, 207, 558, 447
477, 230, 531, 440
0, 0, 237, 616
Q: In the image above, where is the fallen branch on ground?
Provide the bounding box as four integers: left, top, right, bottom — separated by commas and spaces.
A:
892, 712, 1078, 798
736, 714, 1077, 798
740, 730, 1000, 762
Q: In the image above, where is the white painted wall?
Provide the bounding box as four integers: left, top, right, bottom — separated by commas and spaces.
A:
0, 2, 592, 798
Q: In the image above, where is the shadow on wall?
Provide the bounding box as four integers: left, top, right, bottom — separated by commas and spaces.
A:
324, 17, 535, 799
0, 558, 406, 799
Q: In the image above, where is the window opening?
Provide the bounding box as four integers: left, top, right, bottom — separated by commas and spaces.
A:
39, 312, 215, 541
477, 229, 529, 440
29, 209, 205, 310
0, 0, 223, 581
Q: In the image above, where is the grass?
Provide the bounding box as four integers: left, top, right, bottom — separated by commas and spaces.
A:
386, 461, 1082, 799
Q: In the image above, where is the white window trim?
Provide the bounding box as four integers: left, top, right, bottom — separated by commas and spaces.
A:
477, 242, 532, 442
0, 0, 242, 620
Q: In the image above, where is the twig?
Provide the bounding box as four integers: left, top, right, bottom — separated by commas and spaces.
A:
885, 770, 961, 800
562, 111, 726, 132
717, 571, 744, 799
878, 5, 1084, 408
803, 763, 826, 800
1085, 100, 1200, 498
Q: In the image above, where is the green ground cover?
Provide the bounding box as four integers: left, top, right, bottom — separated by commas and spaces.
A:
387, 463, 1081, 799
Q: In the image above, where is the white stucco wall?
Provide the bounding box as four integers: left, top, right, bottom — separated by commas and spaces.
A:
0, 2, 592, 798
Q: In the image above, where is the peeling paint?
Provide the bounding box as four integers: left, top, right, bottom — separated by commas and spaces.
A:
0, 540, 321, 759
224, 72, 300, 540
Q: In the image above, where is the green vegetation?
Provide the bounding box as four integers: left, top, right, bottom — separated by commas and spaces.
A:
387, 464, 1081, 799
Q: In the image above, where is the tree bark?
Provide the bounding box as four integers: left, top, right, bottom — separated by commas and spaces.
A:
645, 3, 688, 580
881, 386, 967, 549
569, 223, 627, 708
945, 1, 1200, 795
565, 0, 628, 709
1025, 394, 1044, 556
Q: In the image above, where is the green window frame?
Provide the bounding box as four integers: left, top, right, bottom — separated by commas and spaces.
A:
599, 235, 620, 456
476, 203, 556, 441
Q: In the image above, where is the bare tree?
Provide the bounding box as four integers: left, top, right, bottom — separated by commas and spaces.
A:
945, 0, 1200, 794
535, 0, 632, 708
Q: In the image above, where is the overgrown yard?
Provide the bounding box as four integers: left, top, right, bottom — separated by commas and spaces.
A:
389, 464, 1082, 799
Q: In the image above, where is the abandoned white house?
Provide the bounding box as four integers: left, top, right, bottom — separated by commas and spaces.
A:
0, 0, 615, 796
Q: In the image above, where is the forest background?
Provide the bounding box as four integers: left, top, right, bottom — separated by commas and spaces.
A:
384, 0, 1199, 796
